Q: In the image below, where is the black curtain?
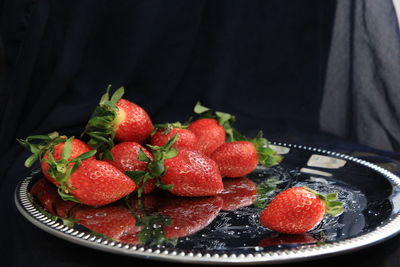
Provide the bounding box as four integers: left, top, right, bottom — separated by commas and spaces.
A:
0, 0, 335, 155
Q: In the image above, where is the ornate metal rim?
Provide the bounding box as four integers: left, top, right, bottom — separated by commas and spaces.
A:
14, 142, 400, 265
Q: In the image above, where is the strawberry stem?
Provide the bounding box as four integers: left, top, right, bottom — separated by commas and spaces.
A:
126, 134, 179, 197
42, 136, 97, 202
249, 131, 282, 168
17, 132, 67, 168
152, 121, 189, 135
81, 85, 124, 160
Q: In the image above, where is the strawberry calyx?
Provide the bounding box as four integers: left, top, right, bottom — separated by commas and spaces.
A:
303, 187, 345, 216
17, 132, 67, 168
253, 177, 282, 209
81, 85, 124, 160
193, 102, 282, 167
193, 102, 237, 141
42, 137, 97, 202
125, 197, 176, 245
249, 131, 283, 168
125, 134, 179, 197
152, 121, 189, 135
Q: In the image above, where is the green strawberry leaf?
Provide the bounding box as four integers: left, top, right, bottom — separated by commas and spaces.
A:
17, 132, 67, 168
110, 86, 124, 104
125, 171, 147, 183
303, 187, 345, 217
125, 198, 176, 246
253, 178, 281, 209
194, 101, 211, 114
138, 149, 151, 163
61, 137, 74, 161
250, 131, 282, 167
57, 188, 81, 203
81, 85, 124, 160
153, 121, 188, 135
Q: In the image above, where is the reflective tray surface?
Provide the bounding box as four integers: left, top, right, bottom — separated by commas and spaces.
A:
15, 142, 400, 265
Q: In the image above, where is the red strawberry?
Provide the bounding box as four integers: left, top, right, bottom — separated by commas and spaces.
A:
159, 196, 223, 239
211, 131, 283, 177
258, 233, 316, 247
18, 132, 93, 185
82, 86, 153, 160
259, 187, 344, 234
41, 138, 92, 185
114, 98, 153, 143
35, 137, 136, 206
161, 149, 224, 197
105, 142, 155, 195
150, 127, 197, 151
72, 204, 141, 241
67, 159, 136, 206
211, 141, 259, 178
219, 177, 257, 211
188, 118, 226, 156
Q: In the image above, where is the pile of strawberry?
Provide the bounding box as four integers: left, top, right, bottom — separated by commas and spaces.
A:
19, 86, 281, 205
19, 85, 344, 235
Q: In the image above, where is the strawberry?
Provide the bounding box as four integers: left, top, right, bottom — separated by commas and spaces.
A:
65, 158, 136, 206
158, 195, 223, 239
130, 134, 223, 197
36, 137, 136, 206
105, 142, 155, 195
161, 149, 224, 197
72, 204, 141, 241
211, 141, 258, 178
150, 122, 197, 151
211, 132, 282, 178
188, 118, 226, 156
259, 187, 344, 234
219, 177, 257, 211
82, 85, 153, 159
187, 102, 240, 156
18, 132, 93, 185
190, 103, 282, 176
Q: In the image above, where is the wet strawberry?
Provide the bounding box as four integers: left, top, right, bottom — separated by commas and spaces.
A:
82, 86, 153, 160
150, 127, 197, 151
67, 159, 136, 206
259, 187, 344, 234
18, 132, 93, 185
161, 149, 224, 197
105, 142, 155, 195
211, 141, 259, 178
188, 118, 226, 156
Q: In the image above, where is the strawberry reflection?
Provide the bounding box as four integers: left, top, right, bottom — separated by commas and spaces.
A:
157, 195, 223, 239
31, 178, 223, 245
71, 204, 141, 241
31, 178, 78, 218
219, 177, 257, 211
258, 233, 317, 247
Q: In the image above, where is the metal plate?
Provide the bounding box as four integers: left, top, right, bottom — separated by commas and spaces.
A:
14, 142, 400, 265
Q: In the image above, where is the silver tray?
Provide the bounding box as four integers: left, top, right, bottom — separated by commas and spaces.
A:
14, 142, 400, 265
